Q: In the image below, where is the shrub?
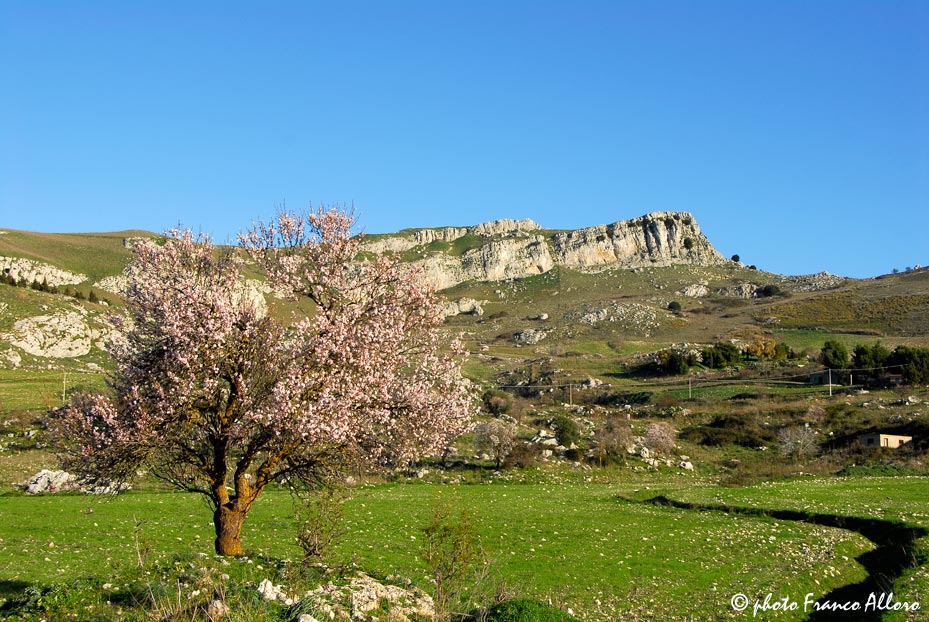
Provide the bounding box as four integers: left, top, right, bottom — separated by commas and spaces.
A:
731, 254, 740, 263
758, 284, 781, 297
295, 486, 349, 566
551, 414, 580, 448
482, 389, 512, 416
667, 301, 682, 313
681, 414, 776, 448
421, 501, 485, 622
702, 342, 742, 369
683, 237, 694, 250
658, 349, 689, 375
502, 442, 541, 469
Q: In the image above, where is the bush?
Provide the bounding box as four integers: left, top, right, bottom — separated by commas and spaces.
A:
731, 254, 740, 263
502, 442, 541, 469
683, 237, 694, 250
702, 342, 742, 369
681, 415, 775, 448
658, 349, 689, 375
551, 414, 580, 448
421, 501, 485, 622
667, 301, 682, 313
295, 486, 349, 566
482, 389, 512, 416
483, 599, 579, 622
777, 426, 819, 460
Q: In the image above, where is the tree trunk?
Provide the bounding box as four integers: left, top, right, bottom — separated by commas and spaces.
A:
214, 503, 248, 556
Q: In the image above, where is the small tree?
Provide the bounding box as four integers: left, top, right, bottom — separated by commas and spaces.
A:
731, 254, 741, 263
658, 349, 689, 375
473, 420, 518, 468
777, 426, 818, 461
421, 501, 485, 622
295, 485, 350, 566
820, 340, 849, 370
53, 208, 473, 556
593, 416, 633, 465
667, 301, 682, 313
644, 422, 676, 456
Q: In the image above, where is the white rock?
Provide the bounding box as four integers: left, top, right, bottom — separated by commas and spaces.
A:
0, 256, 86, 287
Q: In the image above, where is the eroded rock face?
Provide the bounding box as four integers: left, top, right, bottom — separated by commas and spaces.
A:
0, 256, 86, 287
363, 212, 725, 290
550, 212, 725, 269
8, 311, 95, 357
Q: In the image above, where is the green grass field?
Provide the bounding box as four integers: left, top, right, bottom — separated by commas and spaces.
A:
0, 477, 889, 622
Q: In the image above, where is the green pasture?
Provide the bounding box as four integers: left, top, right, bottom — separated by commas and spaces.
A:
0, 478, 885, 622
647, 476, 929, 622
0, 369, 107, 415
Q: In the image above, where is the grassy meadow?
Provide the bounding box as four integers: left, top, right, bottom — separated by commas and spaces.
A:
3, 475, 909, 622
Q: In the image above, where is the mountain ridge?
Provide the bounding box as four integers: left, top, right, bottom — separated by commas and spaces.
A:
363, 211, 728, 290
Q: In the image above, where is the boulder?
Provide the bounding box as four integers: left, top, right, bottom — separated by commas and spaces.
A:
514, 328, 546, 345
21, 470, 78, 494
444, 298, 484, 317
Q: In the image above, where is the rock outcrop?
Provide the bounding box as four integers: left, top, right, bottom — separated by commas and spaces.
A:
363, 212, 725, 290
8, 310, 99, 358
1, 256, 86, 287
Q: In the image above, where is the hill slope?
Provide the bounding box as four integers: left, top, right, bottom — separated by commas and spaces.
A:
1, 217, 928, 382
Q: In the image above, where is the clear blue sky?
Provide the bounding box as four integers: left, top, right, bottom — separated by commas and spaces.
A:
2, 1, 927, 278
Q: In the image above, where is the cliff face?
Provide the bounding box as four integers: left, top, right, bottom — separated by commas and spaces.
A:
362, 212, 726, 290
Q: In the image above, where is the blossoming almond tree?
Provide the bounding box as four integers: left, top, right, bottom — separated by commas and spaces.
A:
54, 209, 473, 555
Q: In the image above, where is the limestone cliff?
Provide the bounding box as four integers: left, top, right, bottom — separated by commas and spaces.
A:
363, 212, 725, 290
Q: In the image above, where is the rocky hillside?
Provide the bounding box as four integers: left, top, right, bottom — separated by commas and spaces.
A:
364, 211, 727, 290
2, 217, 929, 379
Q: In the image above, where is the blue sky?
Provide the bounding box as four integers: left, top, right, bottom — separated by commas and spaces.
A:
2, 1, 927, 278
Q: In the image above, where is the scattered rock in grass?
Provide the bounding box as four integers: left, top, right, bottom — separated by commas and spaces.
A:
20, 469, 131, 495
514, 328, 546, 345
206, 598, 230, 619
21, 469, 78, 494
258, 578, 295, 605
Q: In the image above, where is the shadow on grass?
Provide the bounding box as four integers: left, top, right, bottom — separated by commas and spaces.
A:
642, 495, 928, 622
0, 580, 30, 598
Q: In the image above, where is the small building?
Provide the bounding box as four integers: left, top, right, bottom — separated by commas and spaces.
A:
859, 433, 913, 449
